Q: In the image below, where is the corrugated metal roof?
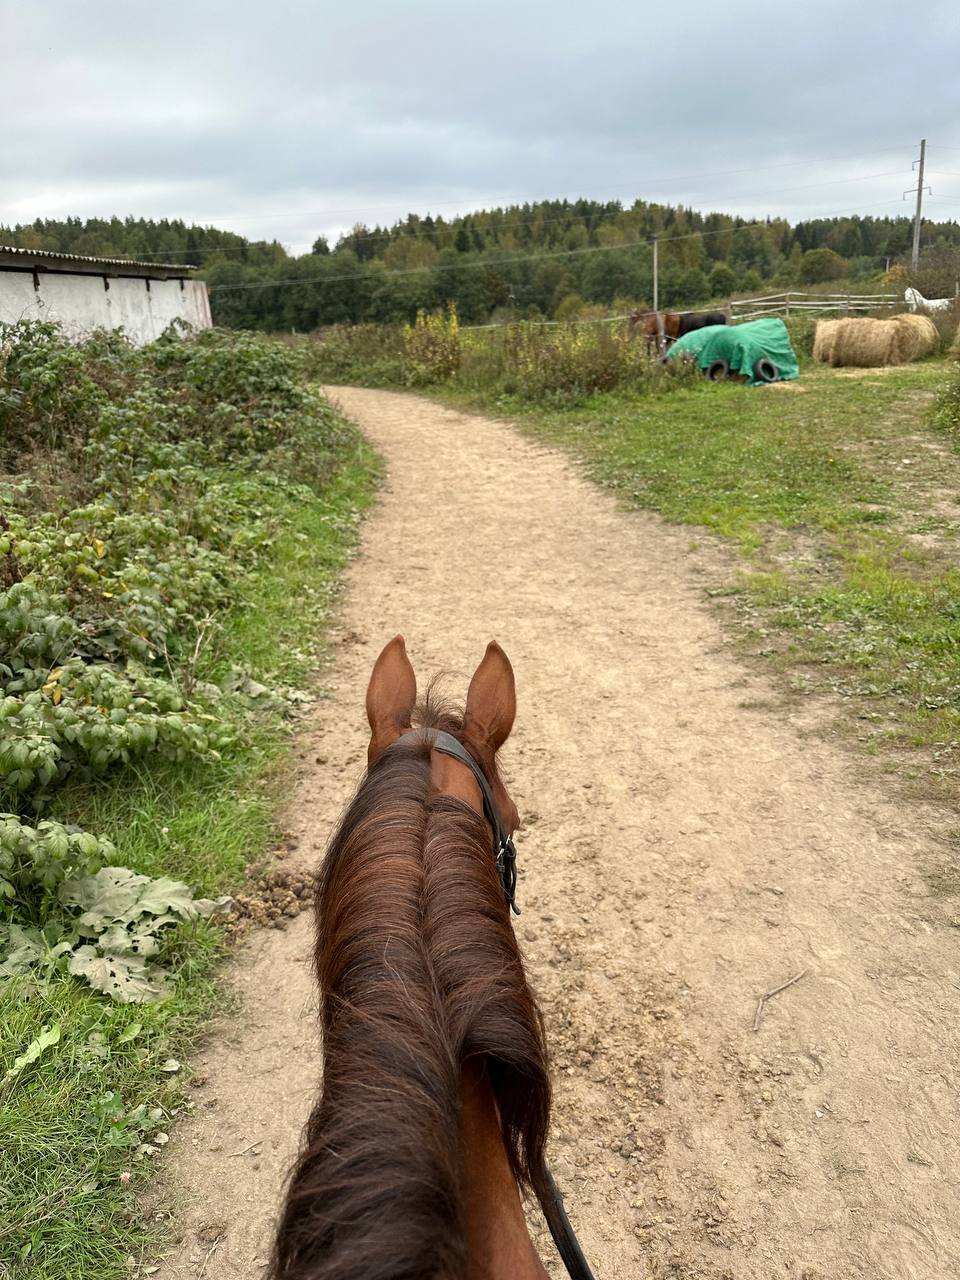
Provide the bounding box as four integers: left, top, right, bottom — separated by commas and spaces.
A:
0, 244, 198, 274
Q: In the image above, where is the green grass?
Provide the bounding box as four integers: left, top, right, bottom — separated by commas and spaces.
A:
0, 443, 378, 1280
438, 357, 960, 784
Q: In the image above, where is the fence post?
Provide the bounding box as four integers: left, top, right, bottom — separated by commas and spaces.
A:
785, 293, 791, 319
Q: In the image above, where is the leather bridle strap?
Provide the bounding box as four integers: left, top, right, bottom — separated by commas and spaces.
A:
393, 728, 519, 914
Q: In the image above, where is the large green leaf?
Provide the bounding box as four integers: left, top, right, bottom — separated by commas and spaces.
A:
68, 946, 171, 1004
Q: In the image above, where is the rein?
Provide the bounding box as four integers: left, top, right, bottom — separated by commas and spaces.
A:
391, 728, 597, 1280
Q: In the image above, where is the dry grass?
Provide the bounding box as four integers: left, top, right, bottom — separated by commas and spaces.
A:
813, 314, 939, 368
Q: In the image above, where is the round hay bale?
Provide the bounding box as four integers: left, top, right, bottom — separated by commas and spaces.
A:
812, 319, 843, 364
814, 314, 937, 368
890, 313, 938, 362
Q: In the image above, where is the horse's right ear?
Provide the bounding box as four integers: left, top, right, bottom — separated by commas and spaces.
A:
366, 635, 417, 764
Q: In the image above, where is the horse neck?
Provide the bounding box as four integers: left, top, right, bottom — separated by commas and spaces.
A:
461, 1058, 550, 1280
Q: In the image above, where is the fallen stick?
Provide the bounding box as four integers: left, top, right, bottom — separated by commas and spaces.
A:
230, 1139, 264, 1157
752, 969, 808, 1032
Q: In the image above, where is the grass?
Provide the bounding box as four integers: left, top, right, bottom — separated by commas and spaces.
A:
436, 356, 960, 791
0, 442, 378, 1280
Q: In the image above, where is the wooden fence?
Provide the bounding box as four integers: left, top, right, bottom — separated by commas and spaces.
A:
729, 291, 900, 322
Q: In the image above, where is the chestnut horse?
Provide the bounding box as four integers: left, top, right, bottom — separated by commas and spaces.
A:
629, 308, 727, 349
269, 637, 591, 1280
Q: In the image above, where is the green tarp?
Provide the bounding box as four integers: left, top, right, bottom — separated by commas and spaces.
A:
665, 317, 800, 385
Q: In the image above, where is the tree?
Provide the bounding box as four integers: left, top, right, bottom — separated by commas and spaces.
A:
311, 236, 331, 255
799, 247, 848, 284
707, 263, 736, 298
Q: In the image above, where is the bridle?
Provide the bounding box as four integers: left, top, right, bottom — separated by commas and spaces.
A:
391, 728, 597, 1280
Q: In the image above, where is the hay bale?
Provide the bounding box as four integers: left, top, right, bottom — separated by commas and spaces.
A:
812, 319, 843, 364
813, 314, 937, 367
891, 313, 938, 362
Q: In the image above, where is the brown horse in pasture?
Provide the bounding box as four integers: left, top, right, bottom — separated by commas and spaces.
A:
629, 308, 727, 349
269, 637, 592, 1280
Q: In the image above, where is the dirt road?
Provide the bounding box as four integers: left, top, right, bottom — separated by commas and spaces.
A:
158, 387, 960, 1280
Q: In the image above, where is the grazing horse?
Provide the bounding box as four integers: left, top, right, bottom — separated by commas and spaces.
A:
270, 637, 590, 1280
629, 308, 728, 348
905, 286, 953, 313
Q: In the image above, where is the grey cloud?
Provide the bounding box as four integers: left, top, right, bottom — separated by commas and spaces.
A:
3, 0, 958, 254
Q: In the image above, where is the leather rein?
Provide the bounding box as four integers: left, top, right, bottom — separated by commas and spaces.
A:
391, 728, 597, 1280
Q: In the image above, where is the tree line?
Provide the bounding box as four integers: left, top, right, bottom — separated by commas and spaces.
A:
4, 202, 959, 328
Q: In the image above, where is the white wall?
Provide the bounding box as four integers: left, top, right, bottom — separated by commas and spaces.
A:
0, 270, 212, 344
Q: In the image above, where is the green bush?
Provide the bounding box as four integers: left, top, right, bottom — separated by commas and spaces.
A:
934, 362, 960, 436
459, 321, 696, 404
402, 304, 461, 385
300, 324, 407, 386
800, 248, 849, 285
0, 321, 356, 998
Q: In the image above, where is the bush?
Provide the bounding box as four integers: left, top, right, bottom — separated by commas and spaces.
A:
0, 321, 358, 998
800, 248, 849, 285
934, 363, 960, 436
299, 324, 407, 386
708, 263, 737, 298
459, 321, 696, 404
402, 304, 461, 385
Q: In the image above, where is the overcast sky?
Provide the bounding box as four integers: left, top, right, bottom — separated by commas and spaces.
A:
3, 1, 959, 255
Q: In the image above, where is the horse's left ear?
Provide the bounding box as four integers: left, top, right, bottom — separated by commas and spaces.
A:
366, 635, 417, 764
463, 641, 516, 754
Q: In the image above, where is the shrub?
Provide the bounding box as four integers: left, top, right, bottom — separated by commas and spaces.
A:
800, 248, 848, 285
299, 324, 407, 386
402, 304, 461, 385
459, 321, 697, 404
708, 263, 737, 298
0, 320, 358, 998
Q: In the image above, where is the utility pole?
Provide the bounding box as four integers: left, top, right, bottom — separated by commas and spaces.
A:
908, 139, 927, 270
652, 235, 664, 351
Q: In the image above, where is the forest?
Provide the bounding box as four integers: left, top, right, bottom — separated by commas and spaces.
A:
4, 200, 960, 329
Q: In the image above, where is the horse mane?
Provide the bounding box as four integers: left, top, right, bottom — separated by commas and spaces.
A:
268, 684, 551, 1280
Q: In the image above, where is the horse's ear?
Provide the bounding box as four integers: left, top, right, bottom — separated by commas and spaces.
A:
463, 641, 516, 755
366, 635, 417, 764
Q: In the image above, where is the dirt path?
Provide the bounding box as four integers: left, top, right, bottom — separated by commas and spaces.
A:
158, 387, 960, 1280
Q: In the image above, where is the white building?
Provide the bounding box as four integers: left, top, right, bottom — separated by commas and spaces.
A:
0, 245, 212, 345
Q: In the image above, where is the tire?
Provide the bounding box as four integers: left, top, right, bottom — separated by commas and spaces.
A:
753, 357, 778, 383
706, 359, 729, 381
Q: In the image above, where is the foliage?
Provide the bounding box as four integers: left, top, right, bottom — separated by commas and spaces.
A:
299, 313, 701, 404
0, 813, 228, 1002
402, 303, 461, 385
934, 359, 960, 435
0, 320, 360, 1001
461, 321, 698, 403
0, 213, 286, 269
300, 323, 407, 386
194, 198, 960, 328
905, 246, 960, 301
799, 247, 849, 284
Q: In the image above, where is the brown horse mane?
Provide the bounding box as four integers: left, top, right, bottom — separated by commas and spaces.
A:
269, 682, 551, 1280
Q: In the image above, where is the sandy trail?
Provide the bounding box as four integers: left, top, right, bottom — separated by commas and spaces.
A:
158, 387, 960, 1280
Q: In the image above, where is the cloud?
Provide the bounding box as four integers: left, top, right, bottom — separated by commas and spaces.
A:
3, 0, 958, 254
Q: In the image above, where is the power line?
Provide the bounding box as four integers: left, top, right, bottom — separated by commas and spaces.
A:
208, 198, 914, 294
4, 160, 910, 263
5, 145, 917, 259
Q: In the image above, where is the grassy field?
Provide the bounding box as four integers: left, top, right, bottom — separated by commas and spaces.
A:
436, 356, 960, 799
0, 325, 378, 1280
